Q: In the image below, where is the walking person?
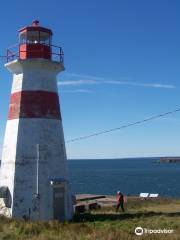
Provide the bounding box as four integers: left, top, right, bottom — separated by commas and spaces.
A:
116, 191, 125, 212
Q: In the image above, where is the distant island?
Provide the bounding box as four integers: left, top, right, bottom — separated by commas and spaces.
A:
158, 157, 180, 163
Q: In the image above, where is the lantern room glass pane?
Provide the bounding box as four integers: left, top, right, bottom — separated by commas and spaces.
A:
27, 31, 39, 44
19, 32, 27, 44
40, 31, 51, 45
19, 30, 51, 45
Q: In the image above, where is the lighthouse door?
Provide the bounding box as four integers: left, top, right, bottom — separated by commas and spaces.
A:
53, 184, 65, 220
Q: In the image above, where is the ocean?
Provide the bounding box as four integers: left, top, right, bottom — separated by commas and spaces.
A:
68, 158, 180, 197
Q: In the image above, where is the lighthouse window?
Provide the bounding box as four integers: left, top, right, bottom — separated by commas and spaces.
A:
40, 31, 51, 45
19, 30, 51, 45
20, 33, 27, 44
27, 31, 39, 44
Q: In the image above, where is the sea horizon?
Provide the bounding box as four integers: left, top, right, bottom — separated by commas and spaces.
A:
68, 157, 180, 197
68, 156, 180, 160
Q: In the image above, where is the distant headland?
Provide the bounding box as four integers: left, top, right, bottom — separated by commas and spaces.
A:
158, 157, 180, 163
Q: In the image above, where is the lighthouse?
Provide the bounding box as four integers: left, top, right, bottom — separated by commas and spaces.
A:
0, 21, 73, 221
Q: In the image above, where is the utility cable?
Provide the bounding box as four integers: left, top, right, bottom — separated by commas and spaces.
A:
66, 107, 180, 143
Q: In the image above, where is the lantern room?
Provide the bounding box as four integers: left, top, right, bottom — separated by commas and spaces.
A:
6, 20, 64, 63
18, 20, 52, 60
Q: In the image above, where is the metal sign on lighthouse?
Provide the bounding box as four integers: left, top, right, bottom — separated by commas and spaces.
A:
0, 20, 73, 221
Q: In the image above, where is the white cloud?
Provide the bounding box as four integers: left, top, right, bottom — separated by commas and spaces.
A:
104, 80, 176, 89
58, 73, 176, 89
60, 89, 93, 93
58, 79, 98, 86
158, 116, 180, 123
64, 72, 104, 81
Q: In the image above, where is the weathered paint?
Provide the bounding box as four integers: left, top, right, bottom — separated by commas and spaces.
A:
11, 69, 58, 93
0, 119, 19, 217
5, 59, 64, 76
8, 91, 61, 120
0, 59, 73, 221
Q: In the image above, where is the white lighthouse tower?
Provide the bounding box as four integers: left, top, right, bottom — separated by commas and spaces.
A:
0, 20, 73, 221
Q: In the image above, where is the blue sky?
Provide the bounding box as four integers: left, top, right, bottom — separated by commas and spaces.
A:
0, 0, 180, 159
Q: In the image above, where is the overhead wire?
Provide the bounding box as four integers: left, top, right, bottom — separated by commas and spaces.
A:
66, 107, 180, 143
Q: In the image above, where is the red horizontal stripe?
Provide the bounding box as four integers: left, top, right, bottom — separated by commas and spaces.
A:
8, 91, 61, 120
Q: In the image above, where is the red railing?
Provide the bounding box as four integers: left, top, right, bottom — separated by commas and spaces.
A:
6, 43, 64, 63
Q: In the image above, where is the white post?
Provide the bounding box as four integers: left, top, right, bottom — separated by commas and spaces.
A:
36, 144, 39, 195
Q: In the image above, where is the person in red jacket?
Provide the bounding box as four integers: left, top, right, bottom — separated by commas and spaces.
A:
116, 191, 125, 212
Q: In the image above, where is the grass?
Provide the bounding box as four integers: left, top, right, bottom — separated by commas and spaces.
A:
0, 198, 180, 240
